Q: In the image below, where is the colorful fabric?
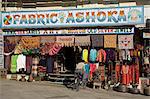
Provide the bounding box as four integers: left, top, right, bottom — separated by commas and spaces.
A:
21, 36, 40, 49
10, 55, 19, 73
76, 62, 85, 70
14, 44, 24, 54
48, 43, 62, 56
118, 35, 134, 49
99, 65, 105, 81
40, 36, 56, 44
56, 36, 74, 47
82, 49, 88, 62
17, 54, 26, 72
104, 35, 117, 48
83, 63, 90, 79
75, 36, 90, 46
90, 63, 96, 80
89, 49, 97, 62
91, 35, 103, 47
97, 49, 106, 62
115, 63, 120, 82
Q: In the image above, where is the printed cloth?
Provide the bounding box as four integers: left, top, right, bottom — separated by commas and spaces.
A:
120, 50, 131, 61
90, 63, 96, 80
91, 35, 103, 47
89, 49, 97, 62
82, 49, 88, 62
31, 57, 39, 77
75, 36, 90, 46
21, 36, 40, 49
4, 39, 16, 53
40, 36, 56, 44
121, 65, 130, 85
96, 49, 106, 62
56, 36, 74, 47
115, 63, 120, 82
10, 55, 19, 73
6, 36, 21, 44
118, 35, 134, 49
76, 62, 85, 70
83, 63, 90, 80
14, 44, 24, 54
104, 35, 117, 48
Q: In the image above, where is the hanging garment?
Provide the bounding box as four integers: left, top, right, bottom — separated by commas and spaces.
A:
144, 56, 150, 65
91, 35, 103, 47
135, 64, 139, 84
75, 36, 91, 46
89, 63, 96, 80
115, 63, 120, 82
99, 64, 105, 81
89, 49, 97, 62
4, 40, 16, 53
108, 61, 114, 81
17, 54, 26, 72
82, 49, 88, 62
118, 35, 134, 49
31, 57, 39, 77
104, 35, 117, 48
39, 56, 47, 67
105, 49, 116, 62
26, 56, 32, 74
47, 56, 54, 73
49, 43, 62, 56
97, 49, 106, 62
121, 50, 131, 61
10, 55, 19, 73
121, 65, 130, 85
83, 63, 90, 80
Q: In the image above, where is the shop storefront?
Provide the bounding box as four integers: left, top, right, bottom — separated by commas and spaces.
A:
1, 6, 147, 92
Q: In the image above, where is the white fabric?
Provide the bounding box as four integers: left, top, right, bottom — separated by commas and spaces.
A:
144, 57, 150, 65
17, 54, 26, 72
76, 62, 85, 70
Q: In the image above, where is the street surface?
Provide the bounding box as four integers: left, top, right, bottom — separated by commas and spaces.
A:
0, 80, 149, 99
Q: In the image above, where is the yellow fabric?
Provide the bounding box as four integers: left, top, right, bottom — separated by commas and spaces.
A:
21, 37, 40, 49
104, 35, 117, 48
82, 49, 88, 62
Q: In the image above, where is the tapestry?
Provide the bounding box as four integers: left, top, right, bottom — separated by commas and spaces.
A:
75, 36, 90, 46
104, 35, 117, 48
40, 36, 56, 44
118, 35, 134, 49
21, 37, 40, 49
91, 35, 103, 47
56, 36, 74, 47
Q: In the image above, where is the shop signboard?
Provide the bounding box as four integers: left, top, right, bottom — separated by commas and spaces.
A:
3, 27, 134, 36
143, 32, 150, 38
1, 6, 144, 29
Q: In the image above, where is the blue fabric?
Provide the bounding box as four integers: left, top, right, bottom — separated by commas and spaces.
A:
83, 64, 90, 80
89, 49, 97, 62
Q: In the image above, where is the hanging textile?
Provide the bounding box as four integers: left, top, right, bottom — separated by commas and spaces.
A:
14, 44, 24, 54
119, 50, 131, 61
89, 63, 96, 80
10, 55, 19, 73
82, 49, 88, 62
56, 36, 74, 47
91, 35, 103, 47
104, 35, 117, 48
105, 49, 116, 62
16, 54, 26, 72
115, 62, 120, 82
89, 49, 97, 62
83, 63, 90, 80
31, 57, 39, 77
4, 55, 11, 71
26, 56, 32, 74
40, 36, 56, 44
4, 39, 16, 53
96, 49, 106, 63
99, 64, 105, 81
6, 36, 21, 44
21, 36, 40, 49
118, 35, 134, 49
121, 65, 130, 85
48, 43, 62, 56
47, 56, 54, 73
75, 36, 90, 46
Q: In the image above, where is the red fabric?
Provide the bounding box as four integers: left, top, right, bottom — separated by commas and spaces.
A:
135, 64, 139, 84
100, 65, 105, 81
97, 49, 106, 62
90, 63, 96, 78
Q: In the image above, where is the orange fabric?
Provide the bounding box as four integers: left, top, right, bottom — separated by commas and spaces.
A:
115, 64, 120, 82
121, 65, 130, 85
97, 49, 106, 62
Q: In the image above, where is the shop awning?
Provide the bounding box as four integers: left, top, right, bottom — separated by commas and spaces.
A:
75, 36, 91, 46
